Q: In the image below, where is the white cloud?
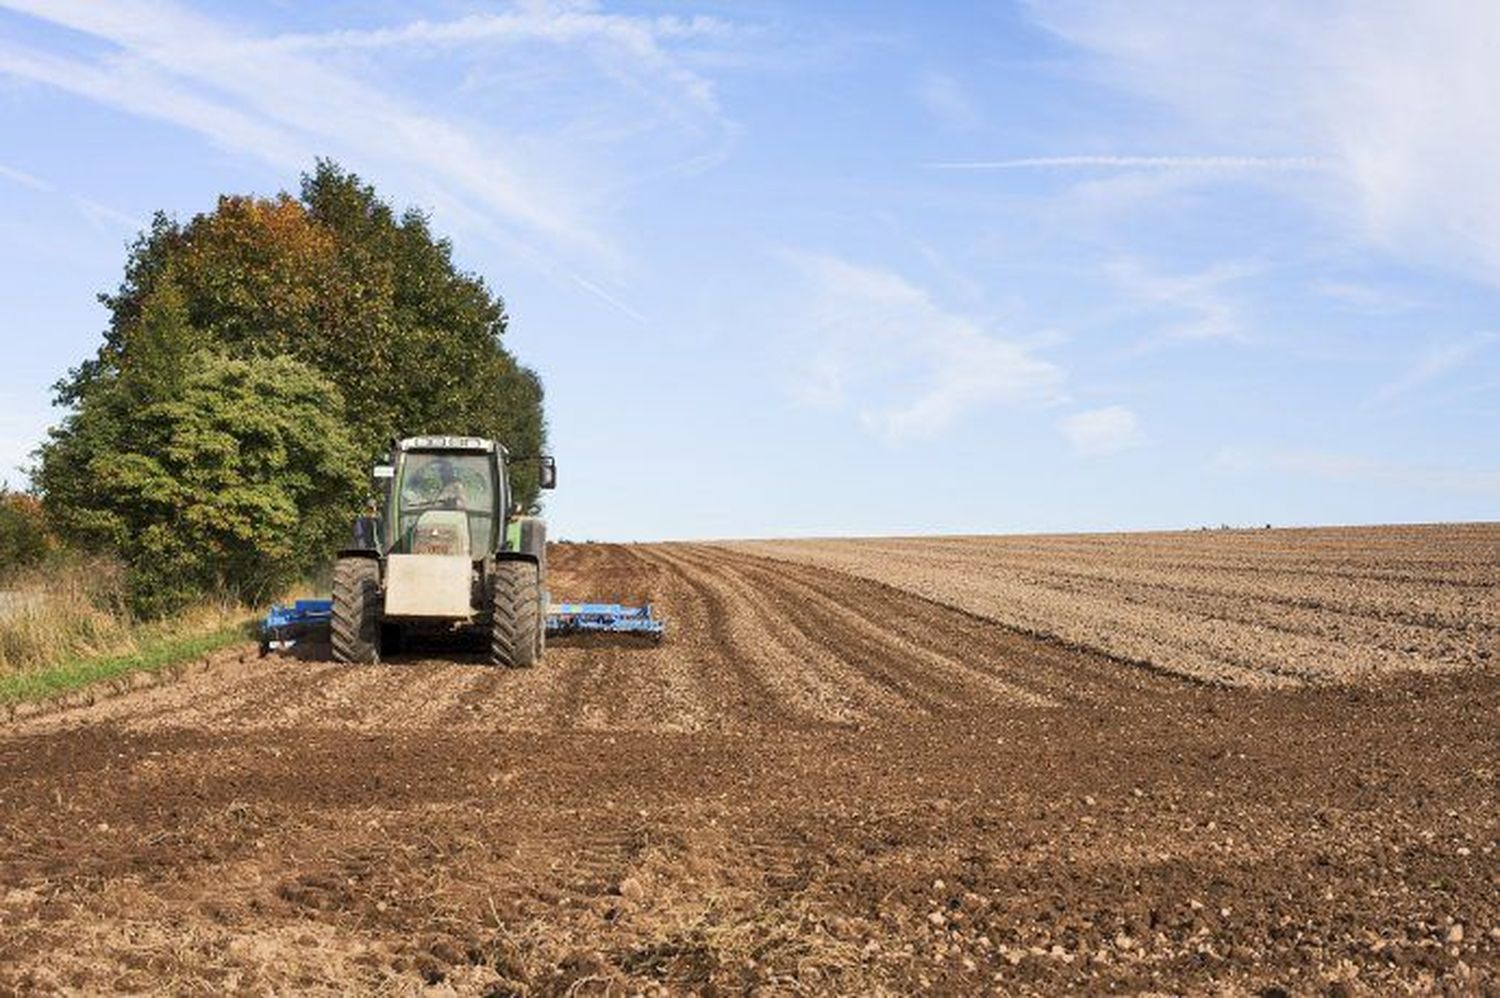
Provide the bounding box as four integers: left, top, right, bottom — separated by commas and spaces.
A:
0, 162, 54, 191
1029, 1, 1500, 286
1059, 405, 1142, 456
786, 252, 1064, 440
73, 197, 148, 234
0, 0, 737, 296
1106, 258, 1252, 344
1312, 279, 1418, 314
266, 8, 732, 115
916, 72, 981, 131
0, 158, 142, 232
1370, 331, 1498, 404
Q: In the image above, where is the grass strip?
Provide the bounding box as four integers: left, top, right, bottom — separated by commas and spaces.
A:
0, 622, 252, 706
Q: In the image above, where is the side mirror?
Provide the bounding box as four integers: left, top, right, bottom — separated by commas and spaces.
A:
539, 456, 557, 490
373, 465, 395, 480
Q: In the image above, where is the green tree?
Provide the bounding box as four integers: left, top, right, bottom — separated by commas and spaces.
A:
39, 162, 547, 613
38, 350, 363, 617
72, 161, 546, 501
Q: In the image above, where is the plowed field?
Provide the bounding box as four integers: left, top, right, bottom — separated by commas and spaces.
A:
2, 537, 1497, 994
733, 524, 1500, 687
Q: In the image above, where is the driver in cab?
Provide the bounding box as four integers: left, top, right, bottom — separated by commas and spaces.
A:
403, 457, 471, 510
430, 458, 470, 508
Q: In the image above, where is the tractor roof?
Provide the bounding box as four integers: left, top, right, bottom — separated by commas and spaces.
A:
395, 435, 504, 453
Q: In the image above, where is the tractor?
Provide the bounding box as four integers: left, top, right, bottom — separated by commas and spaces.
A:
330, 435, 557, 666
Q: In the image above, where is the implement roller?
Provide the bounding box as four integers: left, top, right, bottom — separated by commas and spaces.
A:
261, 599, 664, 655
545, 602, 665, 641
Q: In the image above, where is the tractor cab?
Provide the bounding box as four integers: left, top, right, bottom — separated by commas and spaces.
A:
385, 439, 504, 560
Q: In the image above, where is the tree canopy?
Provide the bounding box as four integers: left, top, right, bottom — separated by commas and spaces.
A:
38, 162, 546, 615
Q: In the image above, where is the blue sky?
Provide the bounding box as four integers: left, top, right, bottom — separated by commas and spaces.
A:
1, 1, 1496, 540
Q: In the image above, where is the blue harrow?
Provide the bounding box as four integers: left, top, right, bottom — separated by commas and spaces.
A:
260, 598, 334, 655
545, 603, 665, 641
260, 598, 664, 654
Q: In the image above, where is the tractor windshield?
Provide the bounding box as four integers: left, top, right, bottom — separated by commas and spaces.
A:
395, 452, 497, 557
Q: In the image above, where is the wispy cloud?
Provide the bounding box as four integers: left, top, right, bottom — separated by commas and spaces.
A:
1370, 332, 1499, 405
786, 251, 1063, 440
1313, 279, 1419, 314
568, 274, 647, 325
73, 196, 147, 234
0, 0, 739, 316
265, 8, 732, 116
1060, 405, 1143, 456
1106, 258, 1253, 345
1029, 2, 1500, 286
271, 11, 736, 49
927, 155, 1326, 171
0, 162, 54, 191
916, 72, 981, 131
0, 156, 147, 233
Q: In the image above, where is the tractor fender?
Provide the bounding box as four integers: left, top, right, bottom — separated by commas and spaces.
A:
503, 517, 547, 576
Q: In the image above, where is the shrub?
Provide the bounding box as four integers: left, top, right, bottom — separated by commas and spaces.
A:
0, 490, 51, 579
37, 347, 365, 618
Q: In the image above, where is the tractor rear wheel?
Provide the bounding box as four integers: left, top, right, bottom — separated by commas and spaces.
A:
491, 560, 540, 668
536, 585, 548, 660
331, 557, 381, 663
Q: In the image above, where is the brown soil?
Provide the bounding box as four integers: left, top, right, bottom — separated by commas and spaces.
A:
731, 524, 1500, 687
0, 541, 1496, 995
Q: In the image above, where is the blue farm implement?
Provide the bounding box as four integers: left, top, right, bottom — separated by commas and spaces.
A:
545, 603, 665, 641
260, 599, 334, 655
260, 599, 664, 655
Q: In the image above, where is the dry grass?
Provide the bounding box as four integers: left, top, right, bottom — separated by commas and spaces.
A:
0, 556, 134, 675
0, 555, 245, 682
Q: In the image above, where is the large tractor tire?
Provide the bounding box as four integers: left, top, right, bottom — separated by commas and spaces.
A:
491, 560, 541, 668
536, 585, 548, 661
331, 557, 381, 664
515, 517, 548, 662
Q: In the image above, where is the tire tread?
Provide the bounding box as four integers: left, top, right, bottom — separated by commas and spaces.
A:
491, 561, 540, 668
331, 558, 380, 663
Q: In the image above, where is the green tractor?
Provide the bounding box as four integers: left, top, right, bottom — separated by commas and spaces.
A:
331, 435, 556, 667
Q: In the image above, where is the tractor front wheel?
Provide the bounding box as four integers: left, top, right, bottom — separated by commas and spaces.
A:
331, 557, 381, 664
491, 561, 541, 668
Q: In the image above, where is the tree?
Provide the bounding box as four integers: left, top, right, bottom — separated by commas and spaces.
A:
38, 162, 547, 614
73, 161, 546, 501
38, 349, 363, 617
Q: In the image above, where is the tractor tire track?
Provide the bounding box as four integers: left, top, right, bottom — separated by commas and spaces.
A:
717, 545, 1178, 709
666, 544, 1005, 717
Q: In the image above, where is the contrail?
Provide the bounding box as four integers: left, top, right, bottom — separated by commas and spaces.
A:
571, 273, 649, 324
925, 155, 1328, 171
0, 162, 54, 191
